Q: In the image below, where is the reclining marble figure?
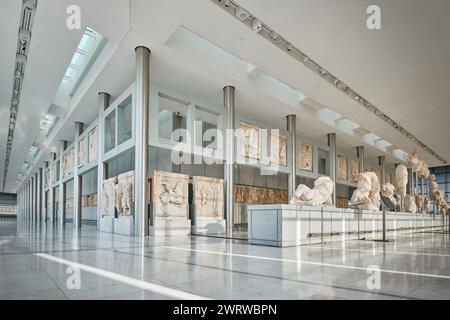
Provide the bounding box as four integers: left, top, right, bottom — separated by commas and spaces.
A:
350, 172, 380, 210
404, 194, 417, 213
381, 183, 397, 207
395, 164, 408, 198
290, 176, 334, 207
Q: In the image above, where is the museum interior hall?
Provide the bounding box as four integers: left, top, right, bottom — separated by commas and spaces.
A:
1, 0, 450, 301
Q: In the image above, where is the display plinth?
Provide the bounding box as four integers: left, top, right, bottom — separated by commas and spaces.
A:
100, 215, 114, 233
114, 216, 135, 236
150, 217, 191, 237
192, 217, 226, 236
248, 204, 443, 247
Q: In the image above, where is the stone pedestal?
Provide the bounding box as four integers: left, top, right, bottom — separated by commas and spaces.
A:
192, 216, 226, 236
150, 217, 191, 237
114, 216, 135, 236
100, 215, 114, 233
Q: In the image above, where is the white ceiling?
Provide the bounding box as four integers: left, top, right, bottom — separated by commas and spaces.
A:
2, 0, 449, 193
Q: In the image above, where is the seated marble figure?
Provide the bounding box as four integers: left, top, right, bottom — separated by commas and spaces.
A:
290, 176, 334, 207
381, 183, 397, 207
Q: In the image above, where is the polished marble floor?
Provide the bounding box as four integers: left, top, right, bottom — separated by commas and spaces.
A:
1, 216, 450, 300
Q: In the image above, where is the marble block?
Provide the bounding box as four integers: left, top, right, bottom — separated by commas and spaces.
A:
114, 216, 134, 236
100, 215, 114, 233
298, 142, 313, 172
193, 176, 224, 218
152, 171, 189, 218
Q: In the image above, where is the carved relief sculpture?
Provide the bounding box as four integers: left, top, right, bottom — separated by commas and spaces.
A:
290, 176, 334, 207
87, 193, 97, 206
88, 128, 98, 163
115, 171, 134, 216
65, 198, 74, 209
240, 122, 261, 160
82, 195, 88, 207
270, 132, 287, 166
102, 177, 117, 216
234, 185, 288, 204
337, 156, 347, 180
78, 137, 87, 167
152, 171, 189, 218
350, 172, 381, 210
395, 164, 408, 198
193, 176, 224, 217
299, 142, 313, 172
351, 159, 359, 182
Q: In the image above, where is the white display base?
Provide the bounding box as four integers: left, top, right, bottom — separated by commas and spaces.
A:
100, 215, 114, 233
114, 216, 135, 236
192, 217, 226, 236
248, 204, 445, 247
150, 216, 191, 237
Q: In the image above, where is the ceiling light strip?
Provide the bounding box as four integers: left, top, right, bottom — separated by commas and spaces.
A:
1, 0, 38, 192
211, 0, 447, 164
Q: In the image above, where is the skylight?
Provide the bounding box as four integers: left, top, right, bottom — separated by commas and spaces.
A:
61, 27, 106, 97
39, 113, 57, 135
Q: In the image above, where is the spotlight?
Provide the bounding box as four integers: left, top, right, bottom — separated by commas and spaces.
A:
270, 32, 281, 42
251, 18, 262, 33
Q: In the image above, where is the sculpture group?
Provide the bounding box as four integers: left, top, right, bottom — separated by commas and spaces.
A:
288, 149, 448, 215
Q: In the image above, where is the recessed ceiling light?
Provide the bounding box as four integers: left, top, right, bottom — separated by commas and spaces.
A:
235, 8, 250, 21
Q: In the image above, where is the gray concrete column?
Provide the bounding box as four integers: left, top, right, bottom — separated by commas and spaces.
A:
44, 161, 49, 222
286, 114, 297, 200
38, 167, 43, 222
328, 133, 337, 206
408, 168, 413, 195
34, 172, 38, 222
30, 176, 35, 222
379, 156, 386, 185
224, 85, 235, 237
58, 141, 68, 226
134, 46, 151, 238
97, 92, 110, 229
357, 146, 365, 173
50, 152, 56, 223
73, 122, 84, 228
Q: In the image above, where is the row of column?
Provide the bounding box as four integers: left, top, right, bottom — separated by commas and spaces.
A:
16, 45, 386, 238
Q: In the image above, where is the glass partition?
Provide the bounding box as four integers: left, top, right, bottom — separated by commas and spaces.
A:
117, 96, 132, 145
104, 111, 116, 153
158, 94, 188, 142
